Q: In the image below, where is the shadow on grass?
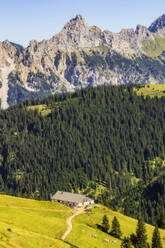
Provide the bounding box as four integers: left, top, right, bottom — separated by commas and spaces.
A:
96, 224, 105, 232
57, 239, 79, 248
63, 240, 79, 248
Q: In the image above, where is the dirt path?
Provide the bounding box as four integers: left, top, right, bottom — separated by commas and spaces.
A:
61, 208, 84, 240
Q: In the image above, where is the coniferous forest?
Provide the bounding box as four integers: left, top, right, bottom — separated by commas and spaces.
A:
0, 84, 165, 225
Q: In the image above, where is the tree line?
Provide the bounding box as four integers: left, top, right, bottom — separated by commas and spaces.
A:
102, 214, 163, 248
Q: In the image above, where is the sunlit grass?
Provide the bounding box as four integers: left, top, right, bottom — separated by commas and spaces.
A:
26, 97, 80, 117
0, 195, 71, 248
134, 84, 165, 98
27, 104, 52, 116
142, 34, 165, 57
67, 205, 165, 248
0, 195, 165, 248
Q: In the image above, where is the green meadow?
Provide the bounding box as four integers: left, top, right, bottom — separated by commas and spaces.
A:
134, 84, 165, 98
27, 104, 52, 116
67, 205, 165, 248
26, 97, 80, 116
0, 195, 165, 248
142, 35, 165, 57
0, 195, 72, 248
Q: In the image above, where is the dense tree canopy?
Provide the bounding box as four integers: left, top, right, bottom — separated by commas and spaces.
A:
0, 85, 165, 224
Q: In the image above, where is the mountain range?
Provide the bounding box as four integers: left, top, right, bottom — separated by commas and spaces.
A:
1, 14, 165, 108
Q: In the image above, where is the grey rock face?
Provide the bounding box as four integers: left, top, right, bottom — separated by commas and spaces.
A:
136, 25, 154, 41
0, 14, 165, 108
149, 14, 165, 33
30, 14, 150, 56
55, 14, 103, 48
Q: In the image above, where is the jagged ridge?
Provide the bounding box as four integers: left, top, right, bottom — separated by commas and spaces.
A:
1, 14, 165, 108
149, 14, 165, 33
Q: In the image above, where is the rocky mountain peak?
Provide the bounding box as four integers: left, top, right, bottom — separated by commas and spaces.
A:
136, 25, 148, 34
2, 40, 11, 48
49, 15, 102, 49
0, 40, 18, 62
62, 14, 88, 32
148, 14, 165, 33
29, 40, 38, 47
135, 24, 153, 42
73, 14, 85, 22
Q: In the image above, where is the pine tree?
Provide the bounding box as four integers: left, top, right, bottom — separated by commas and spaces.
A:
102, 214, 110, 233
110, 216, 122, 239
121, 237, 131, 248
152, 225, 163, 248
157, 211, 165, 229
135, 217, 148, 248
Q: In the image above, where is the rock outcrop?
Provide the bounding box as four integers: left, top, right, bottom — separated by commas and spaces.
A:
149, 14, 165, 33
1, 14, 165, 108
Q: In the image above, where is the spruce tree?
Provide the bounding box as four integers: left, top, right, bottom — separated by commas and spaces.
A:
110, 216, 122, 238
135, 217, 148, 248
157, 211, 165, 229
121, 237, 131, 248
102, 214, 110, 233
152, 225, 162, 248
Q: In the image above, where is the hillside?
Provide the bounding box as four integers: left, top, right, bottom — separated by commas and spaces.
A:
134, 84, 165, 97
0, 195, 72, 248
2, 14, 165, 107
0, 194, 165, 248
0, 85, 165, 224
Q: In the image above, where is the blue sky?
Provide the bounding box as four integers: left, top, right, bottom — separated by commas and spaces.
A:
0, 0, 165, 47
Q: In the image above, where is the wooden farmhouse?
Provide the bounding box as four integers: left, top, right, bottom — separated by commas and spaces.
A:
50, 191, 94, 207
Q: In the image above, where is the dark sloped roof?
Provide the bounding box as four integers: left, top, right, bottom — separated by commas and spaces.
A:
51, 191, 92, 203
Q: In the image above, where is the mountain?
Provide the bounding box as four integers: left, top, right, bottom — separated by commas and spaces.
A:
1, 14, 165, 108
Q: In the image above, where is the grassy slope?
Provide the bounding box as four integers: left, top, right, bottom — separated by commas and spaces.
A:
27, 105, 52, 116
0, 195, 165, 248
26, 97, 80, 116
68, 205, 165, 248
0, 195, 72, 248
142, 35, 165, 57
134, 84, 165, 98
